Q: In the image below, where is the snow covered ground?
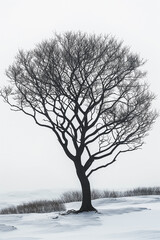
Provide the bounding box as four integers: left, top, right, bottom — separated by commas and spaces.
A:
0, 191, 160, 240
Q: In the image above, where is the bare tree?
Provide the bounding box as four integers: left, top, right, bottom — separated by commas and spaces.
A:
1, 32, 158, 212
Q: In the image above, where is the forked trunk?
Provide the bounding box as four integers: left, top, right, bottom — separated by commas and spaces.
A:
75, 161, 96, 212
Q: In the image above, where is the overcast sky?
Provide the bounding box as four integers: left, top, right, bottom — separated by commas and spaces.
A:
0, 0, 160, 193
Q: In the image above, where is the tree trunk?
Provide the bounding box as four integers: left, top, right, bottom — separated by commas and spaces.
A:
74, 161, 96, 212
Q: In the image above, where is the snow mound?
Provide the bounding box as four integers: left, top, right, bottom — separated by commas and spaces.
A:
107, 230, 160, 239
0, 224, 16, 232
99, 207, 149, 215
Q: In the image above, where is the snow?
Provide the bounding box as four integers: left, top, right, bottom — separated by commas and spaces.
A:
0, 192, 160, 240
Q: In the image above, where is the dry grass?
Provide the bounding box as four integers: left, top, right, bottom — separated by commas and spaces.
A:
60, 187, 160, 203
1, 187, 159, 214
0, 200, 65, 214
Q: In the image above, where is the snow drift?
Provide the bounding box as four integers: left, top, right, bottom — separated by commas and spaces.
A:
0, 193, 160, 240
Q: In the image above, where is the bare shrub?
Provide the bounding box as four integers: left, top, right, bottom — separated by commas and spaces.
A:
0, 200, 65, 215
60, 191, 82, 203
91, 189, 103, 199
102, 190, 120, 198
60, 187, 160, 203
0, 207, 18, 214
123, 187, 160, 197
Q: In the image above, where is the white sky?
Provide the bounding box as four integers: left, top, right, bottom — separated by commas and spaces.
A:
0, 0, 160, 193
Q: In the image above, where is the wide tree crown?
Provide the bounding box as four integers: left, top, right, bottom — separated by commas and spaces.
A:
1, 32, 158, 176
